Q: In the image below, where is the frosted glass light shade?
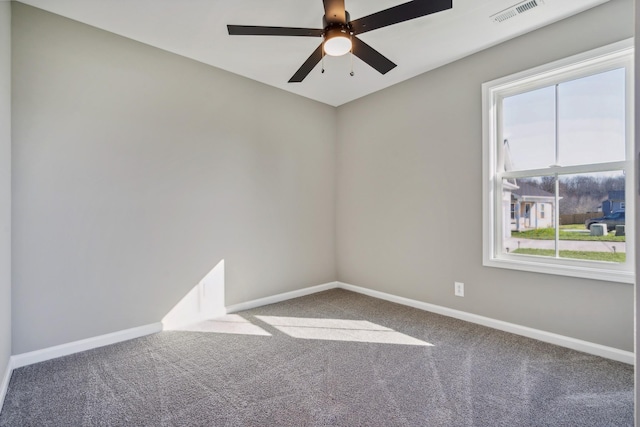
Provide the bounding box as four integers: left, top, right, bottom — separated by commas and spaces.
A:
324, 33, 351, 56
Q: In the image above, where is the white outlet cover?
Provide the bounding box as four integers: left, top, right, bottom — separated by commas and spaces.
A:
454, 282, 464, 297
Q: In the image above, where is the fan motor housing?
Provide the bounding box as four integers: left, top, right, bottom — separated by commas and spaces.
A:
324, 26, 351, 40
322, 11, 352, 36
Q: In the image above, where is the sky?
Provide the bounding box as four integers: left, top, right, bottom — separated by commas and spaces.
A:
502, 67, 626, 171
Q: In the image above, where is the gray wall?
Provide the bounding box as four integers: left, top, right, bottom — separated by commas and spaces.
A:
0, 1, 11, 379
336, 0, 634, 351
11, 3, 336, 354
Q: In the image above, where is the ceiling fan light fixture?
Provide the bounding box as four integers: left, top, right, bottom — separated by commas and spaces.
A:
323, 27, 352, 56
227, 0, 453, 82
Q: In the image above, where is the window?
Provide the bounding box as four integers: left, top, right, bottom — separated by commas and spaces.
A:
482, 40, 634, 283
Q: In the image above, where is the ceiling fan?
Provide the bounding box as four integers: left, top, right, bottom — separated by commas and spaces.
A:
227, 0, 453, 83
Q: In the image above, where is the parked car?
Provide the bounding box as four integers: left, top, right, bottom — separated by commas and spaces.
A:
585, 210, 625, 231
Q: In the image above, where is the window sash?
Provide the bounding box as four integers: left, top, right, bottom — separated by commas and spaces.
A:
498, 160, 628, 180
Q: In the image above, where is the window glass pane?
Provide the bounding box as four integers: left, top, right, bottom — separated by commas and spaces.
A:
557, 171, 625, 263
502, 177, 557, 257
502, 86, 555, 171
558, 68, 626, 166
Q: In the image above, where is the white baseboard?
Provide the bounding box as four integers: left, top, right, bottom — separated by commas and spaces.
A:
11, 322, 162, 369
226, 281, 339, 314
10, 281, 339, 371
162, 308, 228, 331
0, 357, 12, 412
337, 282, 634, 365
5, 279, 632, 380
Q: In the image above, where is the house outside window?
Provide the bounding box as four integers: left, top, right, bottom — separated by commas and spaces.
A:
482, 40, 634, 283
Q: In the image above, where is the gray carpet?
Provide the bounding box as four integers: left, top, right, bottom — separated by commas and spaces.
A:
0, 289, 634, 426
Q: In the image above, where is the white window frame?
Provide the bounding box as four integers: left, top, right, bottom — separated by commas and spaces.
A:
482, 39, 634, 284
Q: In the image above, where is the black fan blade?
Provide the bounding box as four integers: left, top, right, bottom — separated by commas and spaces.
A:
351, 37, 396, 75
350, 0, 452, 35
228, 25, 323, 37
289, 44, 324, 83
323, 0, 347, 24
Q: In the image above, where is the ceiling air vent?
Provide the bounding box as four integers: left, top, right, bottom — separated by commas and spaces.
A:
491, 0, 544, 24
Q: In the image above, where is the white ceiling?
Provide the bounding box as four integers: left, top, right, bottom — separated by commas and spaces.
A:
19, 0, 609, 106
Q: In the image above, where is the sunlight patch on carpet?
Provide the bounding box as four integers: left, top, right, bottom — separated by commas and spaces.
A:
172, 314, 271, 336
255, 316, 432, 346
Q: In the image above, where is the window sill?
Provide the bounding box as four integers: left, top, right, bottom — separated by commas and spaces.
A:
483, 255, 635, 284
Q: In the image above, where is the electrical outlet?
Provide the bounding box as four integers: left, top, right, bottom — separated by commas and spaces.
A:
454, 282, 464, 297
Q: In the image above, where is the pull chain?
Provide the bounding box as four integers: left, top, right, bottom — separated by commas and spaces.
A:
349, 43, 354, 76
321, 47, 325, 74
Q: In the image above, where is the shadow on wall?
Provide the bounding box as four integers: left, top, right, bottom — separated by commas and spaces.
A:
162, 259, 226, 330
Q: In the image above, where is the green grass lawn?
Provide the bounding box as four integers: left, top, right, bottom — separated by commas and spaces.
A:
513, 248, 625, 262
511, 226, 625, 242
